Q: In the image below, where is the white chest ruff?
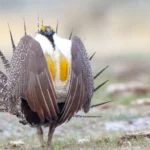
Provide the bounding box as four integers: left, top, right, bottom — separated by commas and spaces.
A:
34, 33, 72, 103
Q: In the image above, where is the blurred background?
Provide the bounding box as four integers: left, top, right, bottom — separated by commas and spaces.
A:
0, 0, 150, 58
0, 0, 150, 149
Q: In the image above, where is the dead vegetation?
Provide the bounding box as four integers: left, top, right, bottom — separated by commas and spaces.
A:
118, 131, 150, 146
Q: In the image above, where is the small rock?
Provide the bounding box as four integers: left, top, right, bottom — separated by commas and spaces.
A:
132, 98, 150, 105
78, 139, 89, 144
9, 140, 25, 147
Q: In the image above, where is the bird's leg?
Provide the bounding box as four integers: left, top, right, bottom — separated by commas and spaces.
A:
36, 127, 45, 147
47, 125, 56, 147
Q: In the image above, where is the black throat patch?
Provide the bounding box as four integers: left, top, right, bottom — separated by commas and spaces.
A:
39, 32, 56, 50
46, 33, 55, 50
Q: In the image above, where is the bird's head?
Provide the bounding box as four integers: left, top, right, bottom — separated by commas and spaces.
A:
39, 25, 55, 37
38, 25, 55, 48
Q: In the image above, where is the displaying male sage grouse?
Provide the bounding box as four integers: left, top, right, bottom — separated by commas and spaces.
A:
0, 24, 109, 147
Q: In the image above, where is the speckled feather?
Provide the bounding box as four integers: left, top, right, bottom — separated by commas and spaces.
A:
7, 36, 31, 114
72, 36, 94, 113
0, 34, 94, 127
0, 71, 8, 108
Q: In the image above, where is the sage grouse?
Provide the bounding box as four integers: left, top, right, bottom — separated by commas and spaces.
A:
0, 25, 109, 147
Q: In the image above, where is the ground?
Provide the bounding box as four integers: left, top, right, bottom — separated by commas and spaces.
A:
0, 55, 150, 150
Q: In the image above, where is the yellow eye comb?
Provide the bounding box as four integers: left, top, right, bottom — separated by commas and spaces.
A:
50, 26, 53, 31
41, 25, 46, 32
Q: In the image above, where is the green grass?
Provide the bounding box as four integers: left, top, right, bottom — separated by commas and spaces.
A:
1, 133, 150, 150
102, 114, 139, 122
116, 93, 150, 105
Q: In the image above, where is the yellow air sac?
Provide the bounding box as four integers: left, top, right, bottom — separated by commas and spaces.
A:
45, 53, 55, 80
59, 53, 69, 82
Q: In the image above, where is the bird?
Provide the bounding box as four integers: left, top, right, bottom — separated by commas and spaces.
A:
0, 22, 109, 147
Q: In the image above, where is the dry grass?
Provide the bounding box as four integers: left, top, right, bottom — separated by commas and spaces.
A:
1, 132, 150, 150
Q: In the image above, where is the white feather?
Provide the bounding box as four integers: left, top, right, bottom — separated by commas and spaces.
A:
53, 34, 72, 60
34, 32, 72, 103
34, 33, 72, 61
34, 34, 54, 57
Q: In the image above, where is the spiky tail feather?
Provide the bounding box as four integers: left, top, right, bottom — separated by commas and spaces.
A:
7, 24, 16, 52
0, 50, 10, 72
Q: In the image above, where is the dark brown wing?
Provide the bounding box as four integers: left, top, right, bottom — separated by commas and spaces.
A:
24, 36, 60, 122
8, 35, 59, 122
59, 36, 94, 124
